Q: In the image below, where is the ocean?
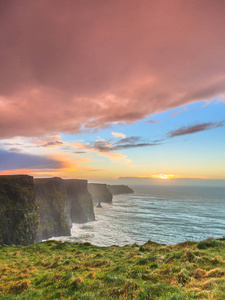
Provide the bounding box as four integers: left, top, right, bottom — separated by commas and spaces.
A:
56, 185, 225, 246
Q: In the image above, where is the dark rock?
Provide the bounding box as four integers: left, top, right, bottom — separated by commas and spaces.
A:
34, 177, 95, 240
65, 179, 95, 223
0, 175, 40, 245
106, 185, 134, 195
34, 177, 71, 240
96, 202, 102, 208
88, 183, 112, 203
0, 175, 95, 244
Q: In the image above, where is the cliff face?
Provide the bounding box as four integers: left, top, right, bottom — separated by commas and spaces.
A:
88, 183, 112, 203
0, 175, 39, 245
107, 185, 134, 195
34, 177, 72, 240
65, 179, 95, 223
0, 175, 95, 244
34, 177, 95, 240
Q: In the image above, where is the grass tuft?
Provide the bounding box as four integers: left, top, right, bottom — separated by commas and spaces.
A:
0, 238, 224, 299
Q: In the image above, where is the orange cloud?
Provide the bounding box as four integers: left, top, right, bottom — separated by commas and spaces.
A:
73, 141, 131, 165
112, 132, 126, 138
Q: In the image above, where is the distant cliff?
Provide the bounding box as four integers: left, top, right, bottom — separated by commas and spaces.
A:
107, 184, 134, 195
88, 183, 112, 203
34, 177, 95, 240
0, 175, 39, 245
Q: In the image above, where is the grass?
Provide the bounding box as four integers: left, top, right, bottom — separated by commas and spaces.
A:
0, 238, 224, 299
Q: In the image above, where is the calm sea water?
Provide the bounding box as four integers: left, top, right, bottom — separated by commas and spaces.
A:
56, 185, 225, 246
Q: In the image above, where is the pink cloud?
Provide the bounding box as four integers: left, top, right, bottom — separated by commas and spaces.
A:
1, 1, 225, 138
168, 107, 187, 118
146, 120, 161, 124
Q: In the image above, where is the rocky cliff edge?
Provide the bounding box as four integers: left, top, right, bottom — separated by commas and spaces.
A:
0, 175, 39, 245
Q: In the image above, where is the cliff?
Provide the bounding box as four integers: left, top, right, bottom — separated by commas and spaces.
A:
107, 184, 134, 195
88, 183, 112, 203
34, 177, 95, 240
65, 179, 95, 223
34, 177, 72, 240
0, 175, 39, 245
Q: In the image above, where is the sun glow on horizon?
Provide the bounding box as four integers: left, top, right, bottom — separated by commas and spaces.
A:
151, 174, 177, 180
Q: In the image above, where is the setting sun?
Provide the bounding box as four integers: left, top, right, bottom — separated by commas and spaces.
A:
151, 174, 177, 180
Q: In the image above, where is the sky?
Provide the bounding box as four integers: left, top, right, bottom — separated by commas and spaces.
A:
0, 0, 225, 185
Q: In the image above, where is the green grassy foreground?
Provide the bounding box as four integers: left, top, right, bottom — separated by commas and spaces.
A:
0, 238, 225, 299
